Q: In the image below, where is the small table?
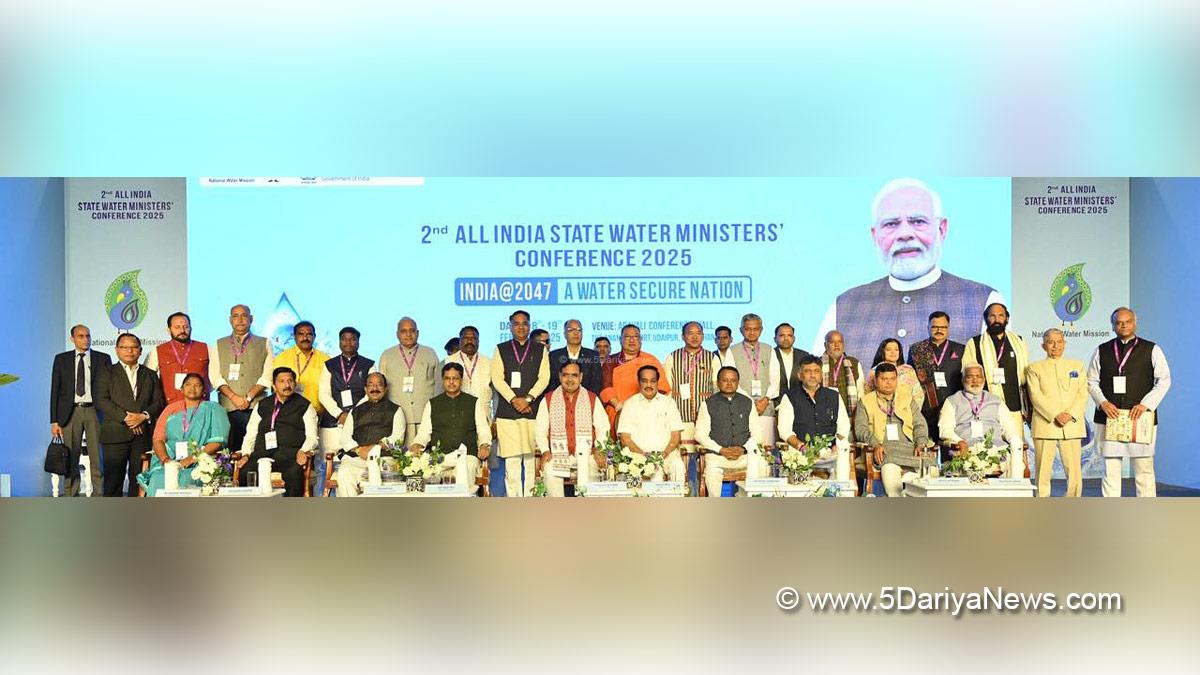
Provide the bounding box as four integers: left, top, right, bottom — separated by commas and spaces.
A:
739, 478, 856, 498
155, 487, 285, 498
577, 481, 688, 498
903, 477, 1035, 498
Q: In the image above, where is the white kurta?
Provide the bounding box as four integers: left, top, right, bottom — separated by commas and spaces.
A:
1086, 341, 1171, 458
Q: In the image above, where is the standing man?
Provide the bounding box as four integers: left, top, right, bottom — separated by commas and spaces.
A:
593, 337, 612, 361
663, 321, 721, 493
96, 333, 164, 497
907, 311, 965, 445
490, 310, 551, 497
599, 324, 669, 437
713, 325, 736, 367
777, 355, 852, 480
210, 304, 274, 456
376, 317, 440, 444
820, 330, 866, 429
145, 311, 215, 405
275, 321, 332, 494
548, 319, 603, 395
771, 323, 810, 408
50, 324, 112, 496
617, 365, 686, 483
412, 363, 492, 486
731, 313, 777, 445
962, 303, 1030, 476
1087, 307, 1171, 498
535, 360, 610, 497
1026, 329, 1088, 497
318, 326, 374, 495
696, 366, 767, 497
442, 325, 493, 417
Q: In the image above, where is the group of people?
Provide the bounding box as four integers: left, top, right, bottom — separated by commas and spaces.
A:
49, 299, 1170, 498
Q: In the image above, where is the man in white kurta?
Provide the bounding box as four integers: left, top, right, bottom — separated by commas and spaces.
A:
535, 361, 610, 497
1087, 308, 1171, 498
616, 365, 686, 482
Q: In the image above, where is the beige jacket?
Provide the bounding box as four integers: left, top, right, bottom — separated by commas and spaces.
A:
1025, 357, 1087, 439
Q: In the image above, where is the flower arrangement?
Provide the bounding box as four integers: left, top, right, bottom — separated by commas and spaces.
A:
379, 438, 438, 490
191, 444, 234, 495
643, 451, 666, 478
943, 429, 1010, 482
802, 433, 837, 460
780, 444, 820, 484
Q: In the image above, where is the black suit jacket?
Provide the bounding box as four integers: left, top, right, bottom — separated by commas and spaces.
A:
96, 363, 165, 445
50, 350, 113, 425
547, 346, 604, 395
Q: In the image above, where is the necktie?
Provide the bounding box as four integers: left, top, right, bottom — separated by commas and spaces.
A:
76, 353, 86, 397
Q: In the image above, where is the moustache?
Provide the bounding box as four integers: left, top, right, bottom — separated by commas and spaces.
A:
889, 241, 927, 257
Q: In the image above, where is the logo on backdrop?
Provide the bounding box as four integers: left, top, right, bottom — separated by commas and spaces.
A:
1049, 263, 1092, 325
104, 269, 149, 330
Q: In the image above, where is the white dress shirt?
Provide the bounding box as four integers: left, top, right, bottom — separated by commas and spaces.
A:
617, 392, 685, 453
73, 349, 93, 403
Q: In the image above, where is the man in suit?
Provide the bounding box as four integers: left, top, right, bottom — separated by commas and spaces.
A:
1026, 329, 1088, 497
547, 319, 603, 396
50, 324, 113, 496
908, 311, 966, 446
96, 333, 165, 497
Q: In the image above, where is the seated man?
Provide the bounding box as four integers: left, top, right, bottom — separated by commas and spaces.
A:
853, 363, 929, 496
938, 362, 1023, 467
411, 363, 491, 487
239, 367, 318, 497
776, 355, 852, 480
535, 360, 610, 497
335, 372, 407, 497
695, 366, 768, 497
616, 365, 686, 483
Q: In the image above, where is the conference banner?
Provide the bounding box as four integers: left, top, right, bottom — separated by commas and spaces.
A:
1011, 177, 1130, 478
64, 178, 188, 352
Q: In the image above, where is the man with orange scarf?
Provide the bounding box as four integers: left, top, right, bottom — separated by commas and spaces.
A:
599, 324, 670, 437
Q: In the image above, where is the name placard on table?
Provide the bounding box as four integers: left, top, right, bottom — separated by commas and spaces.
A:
640, 481, 686, 497
362, 484, 408, 496
217, 486, 263, 496
156, 488, 202, 497
582, 481, 629, 497
424, 483, 472, 496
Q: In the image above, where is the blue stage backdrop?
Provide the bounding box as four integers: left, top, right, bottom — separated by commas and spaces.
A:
0, 179, 66, 497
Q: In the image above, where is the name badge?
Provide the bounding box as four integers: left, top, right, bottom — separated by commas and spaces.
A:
510, 371, 521, 389
679, 384, 691, 401
993, 370, 1007, 385
265, 431, 278, 450
174, 373, 186, 389
227, 363, 241, 381
751, 379, 762, 397
174, 441, 190, 460
402, 376, 415, 393
934, 371, 947, 388
885, 423, 900, 441
1112, 376, 1127, 394
340, 389, 354, 407
847, 385, 857, 397
970, 420, 984, 438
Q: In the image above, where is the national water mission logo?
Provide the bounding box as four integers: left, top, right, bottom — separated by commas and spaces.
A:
1049, 263, 1092, 325
104, 270, 149, 330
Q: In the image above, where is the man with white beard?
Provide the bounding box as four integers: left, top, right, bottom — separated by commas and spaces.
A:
938, 363, 1023, 461
812, 179, 1005, 360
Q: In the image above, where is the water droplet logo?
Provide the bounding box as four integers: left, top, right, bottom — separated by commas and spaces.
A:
104, 270, 149, 330
1049, 263, 1092, 325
